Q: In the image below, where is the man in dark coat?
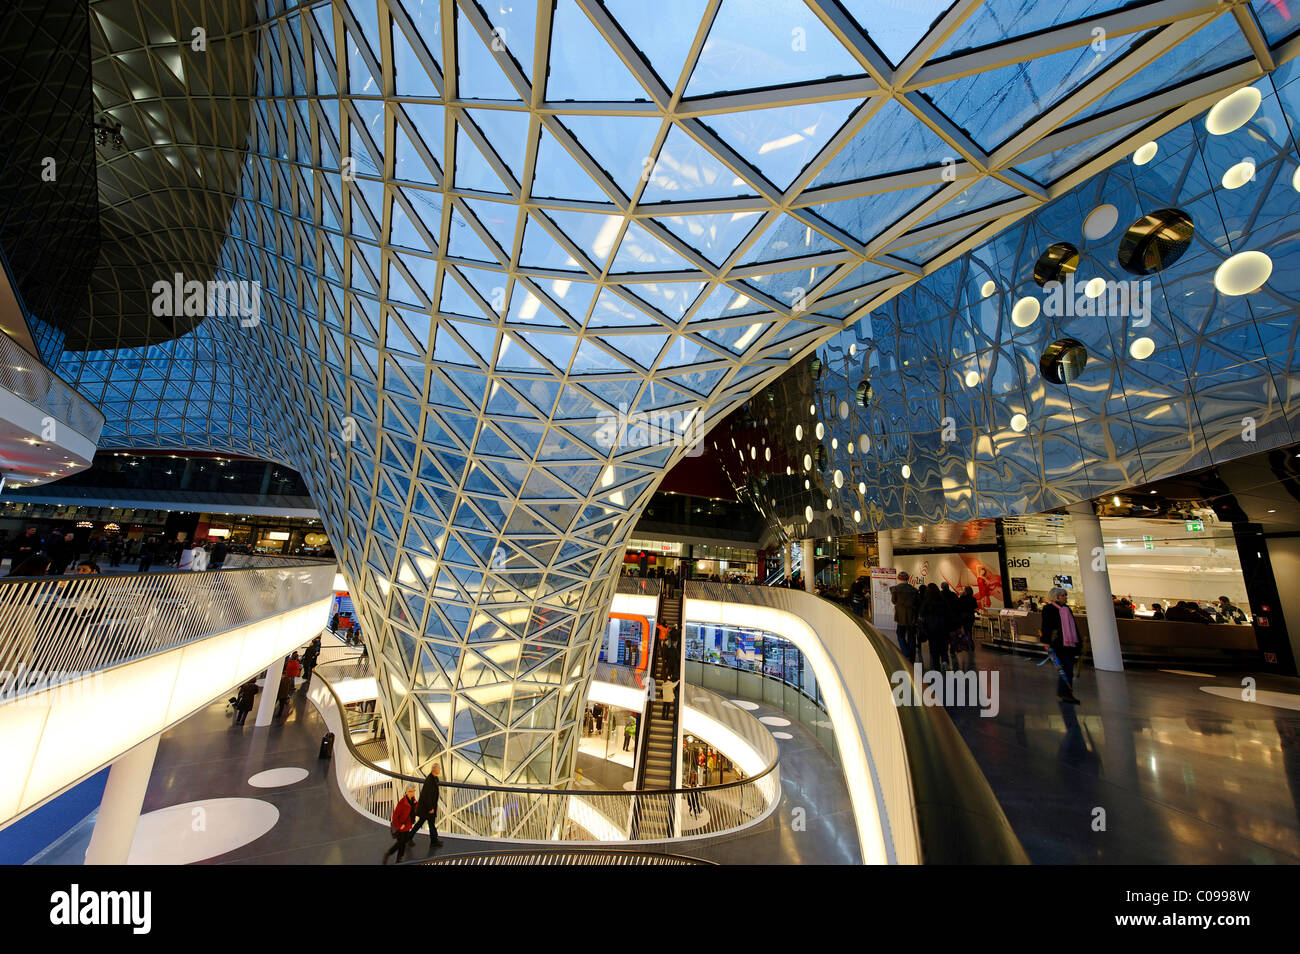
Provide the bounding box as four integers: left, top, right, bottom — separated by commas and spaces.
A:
891, 571, 920, 663
234, 679, 259, 725
409, 765, 444, 851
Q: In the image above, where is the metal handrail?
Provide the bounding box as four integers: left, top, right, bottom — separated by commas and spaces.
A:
683, 581, 1028, 864
311, 668, 780, 843
0, 561, 336, 701
0, 328, 104, 441
615, 576, 662, 596
413, 848, 714, 865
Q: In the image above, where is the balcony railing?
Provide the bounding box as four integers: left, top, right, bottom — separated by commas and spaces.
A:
0, 330, 104, 442
0, 561, 336, 701
310, 665, 780, 845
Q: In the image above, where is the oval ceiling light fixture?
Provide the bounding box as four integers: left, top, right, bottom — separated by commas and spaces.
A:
1129, 336, 1155, 360
1010, 413, 1028, 432
814, 422, 825, 440
805, 505, 814, 522
964, 370, 980, 387
764, 447, 771, 461
857, 481, 866, 494
1082, 204, 1119, 240
901, 464, 911, 479
1214, 250, 1272, 295
1083, 277, 1106, 298
803, 454, 812, 470
849, 343, 857, 356
1132, 141, 1159, 166
1293, 165, 1300, 193
853, 510, 861, 523
1221, 158, 1256, 190
980, 280, 997, 298
1206, 86, 1262, 135
795, 424, 803, 440
826, 499, 834, 510
833, 469, 844, 488
804, 479, 810, 489
838, 400, 849, 419
808, 403, 816, 415
1011, 296, 1041, 328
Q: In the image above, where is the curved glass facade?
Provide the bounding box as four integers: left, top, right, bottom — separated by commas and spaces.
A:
41, 1, 1300, 785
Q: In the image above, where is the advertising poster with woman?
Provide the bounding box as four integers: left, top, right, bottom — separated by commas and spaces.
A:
892, 552, 1005, 609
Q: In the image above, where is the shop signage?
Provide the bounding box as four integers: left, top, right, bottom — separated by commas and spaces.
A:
1186, 519, 1204, 532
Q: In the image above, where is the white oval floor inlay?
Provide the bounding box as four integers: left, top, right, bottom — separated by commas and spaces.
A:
730, 699, 760, 710
248, 767, 309, 788
127, 798, 279, 865
622, 781, 637, 791
1199, 686, 1300, 711
759, 716, 791, 726
771, 731, 794, 740
680, 807, 712, 831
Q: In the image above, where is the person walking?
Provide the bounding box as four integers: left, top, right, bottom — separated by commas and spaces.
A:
274, 667, 296, 718
954, 585, 978, 671
301, 636, 322, 684
234, 678, 259, 725
209, 540, 228, 569
891, 571, 920, 663
409, 765, 444, 852
623, 715, 636, 751
383, 786, 418, 864
919, 583, 954, 671
137, 537, 157, 573
1040, 586, 1082, 704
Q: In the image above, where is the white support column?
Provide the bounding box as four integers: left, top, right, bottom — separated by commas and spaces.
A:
877, 528, 894, 569
254, 658, 284, 726
801, 539, 816, 594
83, 732, 161, 865
1067, 501, 1124, 672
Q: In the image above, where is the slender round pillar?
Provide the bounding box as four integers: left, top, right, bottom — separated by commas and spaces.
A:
782, 543, 791, 582
254, 658, 284, 727
877, 528, 894, 569
84, 732, 161, 865
1067, 501, 1124, 672
801, 539, 816, 593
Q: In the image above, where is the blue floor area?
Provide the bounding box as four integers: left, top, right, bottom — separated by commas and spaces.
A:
0, 769, 108, 864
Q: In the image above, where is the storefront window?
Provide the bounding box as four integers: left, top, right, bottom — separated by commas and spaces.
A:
685, 622, 818, 703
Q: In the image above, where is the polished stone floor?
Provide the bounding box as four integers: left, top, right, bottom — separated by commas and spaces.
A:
949, 646, 1300, 865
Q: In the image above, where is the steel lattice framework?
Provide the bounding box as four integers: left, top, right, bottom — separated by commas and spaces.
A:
55, 0, 1300, 784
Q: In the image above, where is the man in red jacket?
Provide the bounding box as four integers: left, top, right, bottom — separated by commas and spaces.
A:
383, 785, 418, 864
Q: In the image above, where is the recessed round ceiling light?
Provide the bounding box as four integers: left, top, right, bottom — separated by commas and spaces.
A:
1222, 159, 1256, 190
764, 447, 771, 461
980, 280, 996, 298
853, 510, 861, 523
1010, 413, 1028, 432
1082, 204, 1119, 240
859, 434, 870, 453
815, 422, 825, 440
1293, 165, 1300, 193
1083, 277, 1106, 298
858, 481, 866, 494
803, 454, 812, 470
849, 343, 857, 356
964, 370, 980, 387
805, 505, 814, 522
1132, 141, 1159, 165
1214, 250, 1272, 295
809, 403, 816, 415
1206, 86, 1262, 135
1011, 296, 1041, 327
795, 424, 803, 440
901, 464, 911, 479
833, 469, 844, 488
826, 499, 833, 510
1129, 336, 1156, 360
838, 400, 849, 420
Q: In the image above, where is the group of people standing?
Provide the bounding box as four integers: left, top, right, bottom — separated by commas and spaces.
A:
3, 526, 230, 577
889, 573, 978, 671
231, 635, 323, 726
